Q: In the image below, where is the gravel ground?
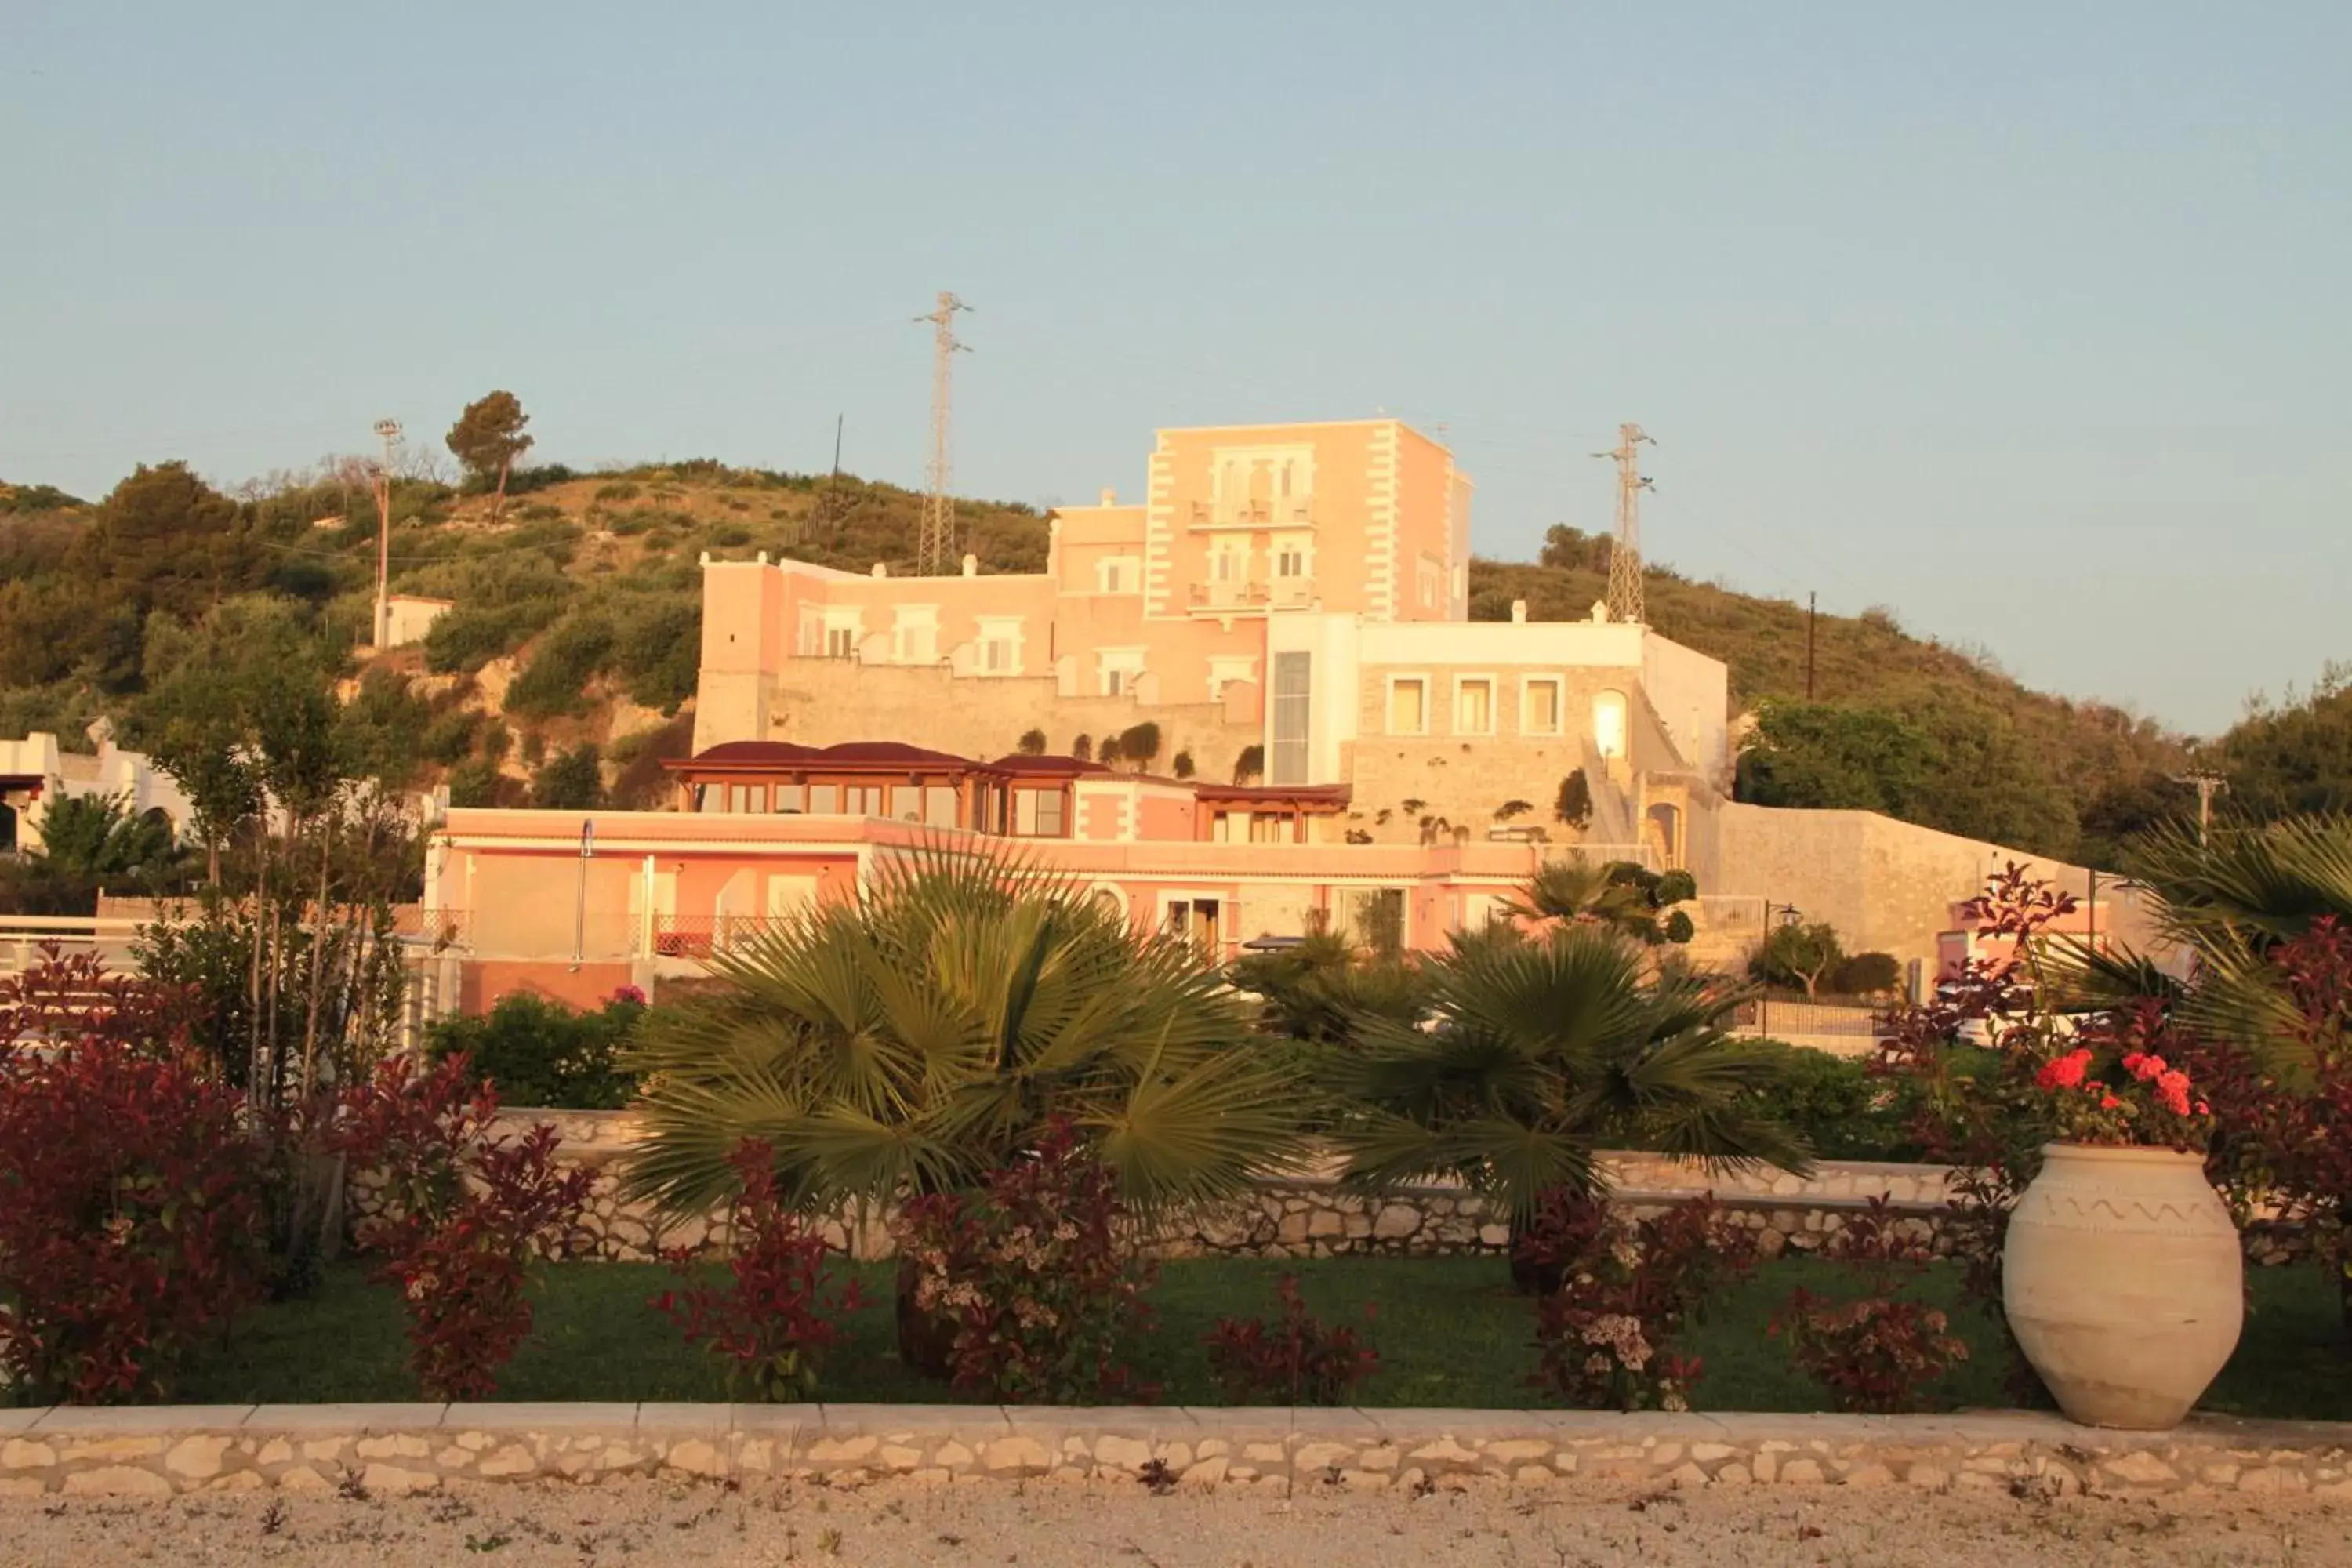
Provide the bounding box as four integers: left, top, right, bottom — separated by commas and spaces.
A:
4, 1479, 2349, 1568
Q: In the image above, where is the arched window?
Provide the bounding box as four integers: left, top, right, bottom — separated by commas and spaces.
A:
1592, 690, 1629, 760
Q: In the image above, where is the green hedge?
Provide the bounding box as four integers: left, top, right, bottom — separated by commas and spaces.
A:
425, 991, 644, 1110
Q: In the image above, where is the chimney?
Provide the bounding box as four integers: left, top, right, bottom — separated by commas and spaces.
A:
871, 562, 887, 578
962, 554, 979, 578
757, 551, 770, 565
1099, 487, 1117, 506
1511, 600, 1527, 623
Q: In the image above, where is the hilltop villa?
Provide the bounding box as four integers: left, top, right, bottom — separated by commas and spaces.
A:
421, 420, 2142, 1018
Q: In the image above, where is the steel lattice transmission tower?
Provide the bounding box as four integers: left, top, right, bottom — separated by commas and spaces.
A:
914, 291, 972, 576
1599, 422, 1655, 626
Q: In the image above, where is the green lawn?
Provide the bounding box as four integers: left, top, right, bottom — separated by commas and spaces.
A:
145, 1254, 2352, 1419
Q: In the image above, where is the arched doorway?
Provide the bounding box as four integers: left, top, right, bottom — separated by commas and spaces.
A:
1592, 691, 1628, 761
1645, 802, 1682, 871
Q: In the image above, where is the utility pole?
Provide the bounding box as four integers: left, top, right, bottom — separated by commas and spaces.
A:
914, 292, 971, 576
2174, 770, 2229, 846
1806, 591, 1817, 701
371, 418, 402, 648
1596, 423, 1654, 626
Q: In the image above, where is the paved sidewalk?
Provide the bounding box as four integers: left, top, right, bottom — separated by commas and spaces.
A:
4, 1471, 2347, 1566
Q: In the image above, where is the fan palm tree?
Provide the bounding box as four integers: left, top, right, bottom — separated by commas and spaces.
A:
2060, 816, 2352, 1073
619, 842, 1303, 1218
1323, 923, 1813, 1225
1507, 856, 1686, 944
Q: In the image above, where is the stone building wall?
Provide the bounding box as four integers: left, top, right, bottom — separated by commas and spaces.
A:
721, 656, 1262, 784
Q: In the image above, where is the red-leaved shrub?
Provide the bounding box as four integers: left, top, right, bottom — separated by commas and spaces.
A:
654, 1139, 863, 1401
0, 942, 205, 1053
0, 1035, 268, 1402
1771, 1196, 1970, 1413
328, 1053, 593, 1400
892, 1121, 1156, 1405
1525, 1190, 1751, 1412
2187, 920, 2352, 1305
1205, 1273, 1378, 1404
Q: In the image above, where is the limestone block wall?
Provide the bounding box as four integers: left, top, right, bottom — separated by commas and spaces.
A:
1342, 666, 1639, 847
724, 657, 1261, 784
1707, 804, 2165, 971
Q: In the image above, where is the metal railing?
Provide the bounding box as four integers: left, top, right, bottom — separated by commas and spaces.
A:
647, 913, 794, 958
1731, 996, 1883, 1040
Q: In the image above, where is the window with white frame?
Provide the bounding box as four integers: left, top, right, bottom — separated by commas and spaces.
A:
1387, 675, 1428, 735
892, 606, 938, 664
1521, 675, 1564, 736
1095, 556, 1141, 595
1272, 533, 1309, 579
1210, 541, 1248, 583
808, 606, 862, 659
975, 616, 1022, 675
1098, 648, 1144, 697
1416, 557, 1441, 609
1454, 676, 1494, 735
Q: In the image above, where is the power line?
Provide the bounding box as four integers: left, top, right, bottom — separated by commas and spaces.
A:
913, 292, 971, 576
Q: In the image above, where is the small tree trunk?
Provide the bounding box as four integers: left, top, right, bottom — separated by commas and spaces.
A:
491, 454, 513, 524
298, 817, 332, 1104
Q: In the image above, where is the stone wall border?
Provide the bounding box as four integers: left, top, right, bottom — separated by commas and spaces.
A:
2, 1403, 2347, 1499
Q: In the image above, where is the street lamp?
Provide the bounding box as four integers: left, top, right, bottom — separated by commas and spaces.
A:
371, 419, 402, 648
570, 818, 595, 968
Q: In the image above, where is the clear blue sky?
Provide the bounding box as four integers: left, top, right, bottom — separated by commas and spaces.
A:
5, 3, 2346, 735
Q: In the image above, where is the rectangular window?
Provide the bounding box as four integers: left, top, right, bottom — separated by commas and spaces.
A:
1104, 669, 1123, 696
1102, 562, 1123, 593
889, 785, 924, 822
773, 783, 806, 814
729, 783, 765, 814
1166, 897, 1221, 952
924, 786, 959, 829
982, 637, 1014, 673
807, 784, 840, 814
840, 785, 886, 816
826, 626, 856, 659
1353, 888, 1406, 960
1270, 651, 1312, 786
1012, 788, 1066, 837
895, 619, 937, 663
1276, 543, 1305, 578
1388, 677, 1427, 735
693, 784, 718, 813
1522, 677, 1563, 736
1456, 678, 1493, 735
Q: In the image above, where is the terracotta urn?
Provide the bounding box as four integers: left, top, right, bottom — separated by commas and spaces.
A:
2002, 1143, 2242, 1429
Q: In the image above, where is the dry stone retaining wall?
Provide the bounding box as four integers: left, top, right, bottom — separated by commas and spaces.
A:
3, 1404, 2349, 1500
358, 1110, 1973, 1264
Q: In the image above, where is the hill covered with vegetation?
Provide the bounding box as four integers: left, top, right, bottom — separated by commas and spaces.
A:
0, 423, 2325, 874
